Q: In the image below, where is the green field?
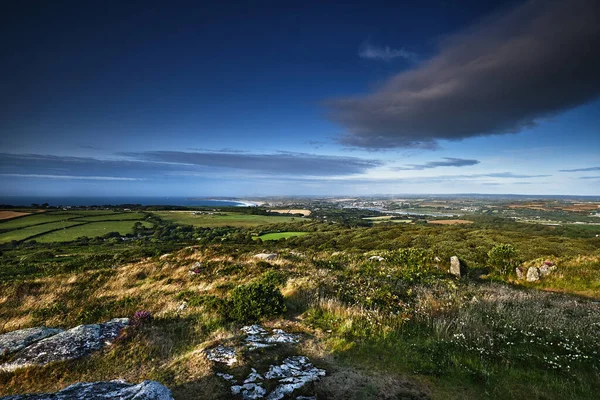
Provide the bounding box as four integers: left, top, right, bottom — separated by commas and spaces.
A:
153, 211, 300, 227
74, 212, 147, 222
0, 210, 151, 243
0, 213, 80, 230
34, 221, 154, 243
0, 221, 85, 242
255, 231, 310, 241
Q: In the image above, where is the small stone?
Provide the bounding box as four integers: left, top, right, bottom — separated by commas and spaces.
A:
368, 256, 385, 262
216, 373, 236, 383
254, 253, 277, 261
244, 368, 264, 384
450, 256, 461, 277
526, 267, 540, 282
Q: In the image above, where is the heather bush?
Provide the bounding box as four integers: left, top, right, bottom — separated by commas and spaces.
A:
228, 281, 286, 323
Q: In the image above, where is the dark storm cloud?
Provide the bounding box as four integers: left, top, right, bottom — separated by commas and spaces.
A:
0, 151, 382, 179
121, 151, 382, 176
559, 166, 600, 172
328, 0, 600, 149
395, 157, 480, 170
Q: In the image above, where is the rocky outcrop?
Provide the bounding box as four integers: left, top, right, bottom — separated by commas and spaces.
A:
254, 253, 277, 261
242, 325, 300, 350
205, 345, 237, 366
228, 357, 325, 400
0, 318, 128, 372
1, 380, 173, 399
0, 327, 63, 356
211, 325, 325, 399
450, 256, 461, 277
264, 356, 326, 400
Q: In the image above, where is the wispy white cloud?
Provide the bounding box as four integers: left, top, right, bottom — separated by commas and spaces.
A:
358, 42, 417, 62
0, 173, 141, 181
395, 157, 480, 170
560, 166, 600, 172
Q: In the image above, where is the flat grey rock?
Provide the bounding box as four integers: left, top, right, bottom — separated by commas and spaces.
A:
0, 318, 128, 372
0, 327, 63, 356
0, 380, 172, 399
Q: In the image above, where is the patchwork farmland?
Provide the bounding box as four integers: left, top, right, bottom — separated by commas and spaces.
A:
0, 210, 152, 243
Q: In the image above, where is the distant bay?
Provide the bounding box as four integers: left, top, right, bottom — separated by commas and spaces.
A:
0, 197, 255, 207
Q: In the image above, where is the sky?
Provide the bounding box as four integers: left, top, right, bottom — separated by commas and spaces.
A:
1, 0, 599, 198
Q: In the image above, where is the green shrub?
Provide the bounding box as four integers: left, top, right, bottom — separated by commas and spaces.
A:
228, 281, 286, 323
487, 243, 520, 275
259, 270, 288, 287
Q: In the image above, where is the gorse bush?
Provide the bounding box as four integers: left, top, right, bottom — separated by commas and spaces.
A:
228, 281, 286, 323
487, 243, 520, 275
259, 270, 288, 287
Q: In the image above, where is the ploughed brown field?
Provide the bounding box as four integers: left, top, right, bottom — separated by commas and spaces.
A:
427, 219, 473, 225
0, 211, 32, 220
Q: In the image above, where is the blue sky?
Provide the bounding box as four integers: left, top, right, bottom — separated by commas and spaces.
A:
1, 0, 599, 197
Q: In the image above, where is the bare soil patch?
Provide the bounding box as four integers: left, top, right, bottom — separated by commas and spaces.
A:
427, 219, 473, 225
0, 211, 31, 221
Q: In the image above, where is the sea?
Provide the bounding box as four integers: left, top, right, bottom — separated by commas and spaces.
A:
0, 197, 255, 207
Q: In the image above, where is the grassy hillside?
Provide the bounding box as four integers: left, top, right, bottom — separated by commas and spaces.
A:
0, 209, 599, 399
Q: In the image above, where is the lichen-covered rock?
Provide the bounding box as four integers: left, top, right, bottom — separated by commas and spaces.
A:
0, 318, 128, 372
450, 256, 461, 277
0, 380, 172, 399
265, 356, 326, 400
241, 325, 299, 350
0, 327, 63, 356
230, 382, 266, 399
205, 345, 237, 366
526, 267, 540, 282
